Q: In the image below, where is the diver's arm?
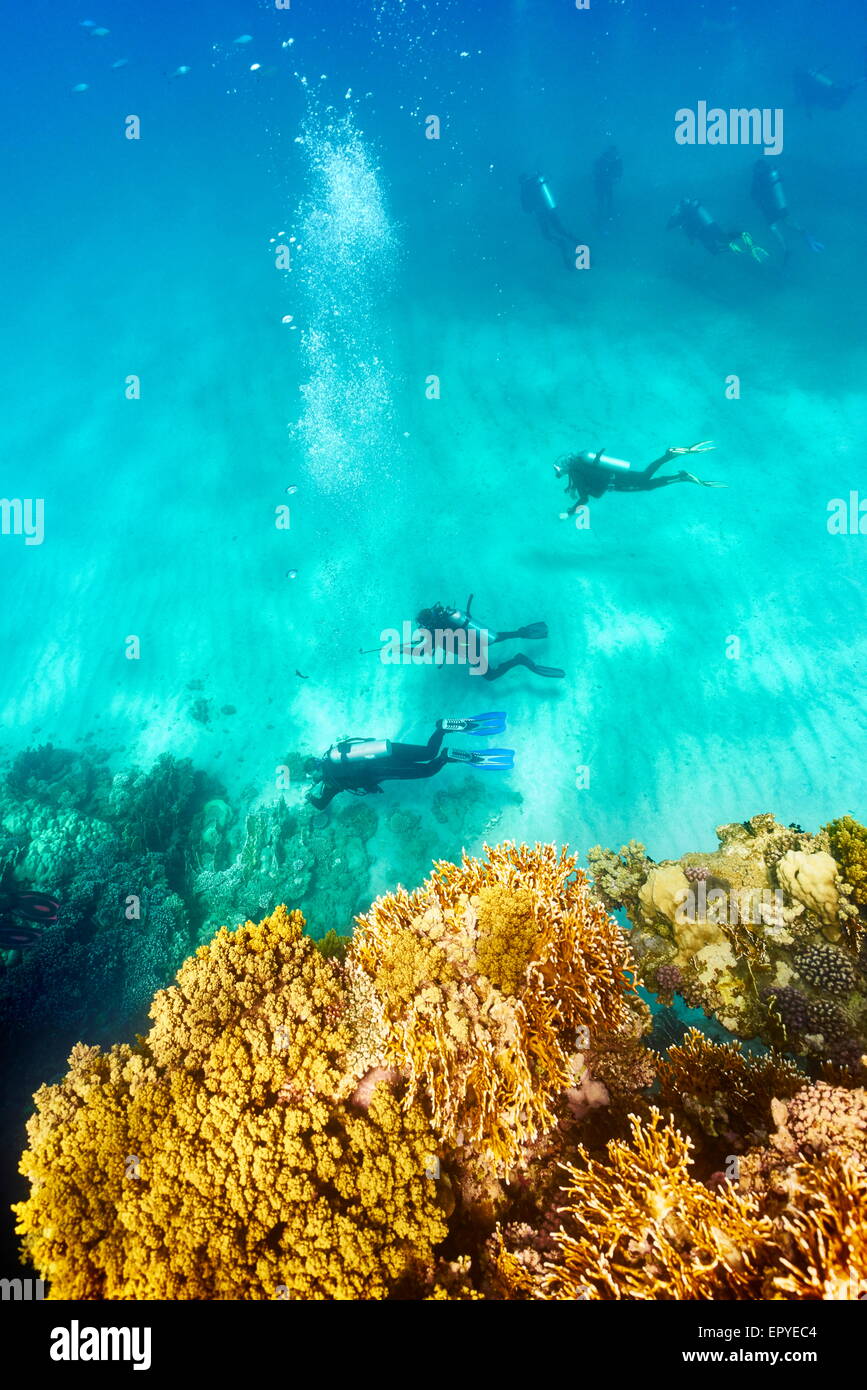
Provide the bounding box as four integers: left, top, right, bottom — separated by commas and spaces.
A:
307, 783, 339, 810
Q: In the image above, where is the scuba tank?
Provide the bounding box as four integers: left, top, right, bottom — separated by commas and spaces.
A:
522, 173, 557, 212
443, 606, 486, 637
537, 175, 557, 211
327, 739, 392, 765
577, 449, 633, 473
429, 600, 487, 638
753, 163, 786, 218
689, 200, 716, 231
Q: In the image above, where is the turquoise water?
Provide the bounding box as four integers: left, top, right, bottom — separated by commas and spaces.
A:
1, 0, 866, 1263
3, 1, 865, 879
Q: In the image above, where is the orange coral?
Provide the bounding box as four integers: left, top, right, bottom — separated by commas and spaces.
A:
14, 906, 448, 1300
657, 1029, 803, 1141
349, 842, 642, 1169
765, 1153, 867, 1299
541, 1109, 771, 1300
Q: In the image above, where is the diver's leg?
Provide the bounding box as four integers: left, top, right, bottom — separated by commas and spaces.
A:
387, 735, 441, 767
389, 727, 445, 765
637, 452, 673, 480
770, 221, 789, 260
483, 653, 564, 681
382, 754, 450, 781
642, 474, 688, 491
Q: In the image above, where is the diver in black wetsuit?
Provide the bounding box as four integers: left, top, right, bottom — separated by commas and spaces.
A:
304, 713, 515, 810
795, 68, 865, 117
410, 597, 565, 681
750, 161, 824, 261
520, 172, 579, 268
667, 198, 768, 261
554, 443, 724, 514
593, 146, 623, 220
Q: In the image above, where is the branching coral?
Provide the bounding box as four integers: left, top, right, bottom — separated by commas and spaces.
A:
541, 1109, 771, 1300
765, 1154, 867, 1300
349, 842, 643, 1170
657, 1030, 803, 1146
11, 829, 867, 1304
14, 906, 447, 1300
541, 1106, 867, 1302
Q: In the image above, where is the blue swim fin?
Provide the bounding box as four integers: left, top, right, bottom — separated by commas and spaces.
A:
447, 747, 515, 770
439, 711, 507, 736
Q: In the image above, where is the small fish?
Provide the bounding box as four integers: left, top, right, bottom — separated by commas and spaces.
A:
286, 570, 298, 580
171, 65, 191, 77
281, 314, 293, 324
72, 82, 90, 92
111, 58, 129, 69
91, 26, 110, 37
80, 19, 96, 26
233, 34, 253, 44
286, 485, 298, 495
295, 670, 308, 679
249, 64, 261, 72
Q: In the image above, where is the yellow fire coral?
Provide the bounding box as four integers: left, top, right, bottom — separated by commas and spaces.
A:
541, 1109, 771, 1300
348, 842, 642, 1170
541, 1105, 867, 1302
14, 906, 448, 1300
766, 1153, 867, 1300
657, 1029, 803, 1141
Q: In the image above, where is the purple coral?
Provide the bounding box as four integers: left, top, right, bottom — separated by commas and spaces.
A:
655, 964, 683, 995
764, 985, 809, 1035
805, 999, 850, 1046
684, 864, 709, 883
796, 944, 856, 997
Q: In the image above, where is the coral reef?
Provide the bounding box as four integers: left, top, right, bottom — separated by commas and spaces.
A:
14, 907, 448, 1300
593, 812, 867, 1071
350, 842, 644, 1170
10, 826, 867, 1303
656, 1030, 802, 1151
826, 815, 867, 912
539, 1107, 867, 1301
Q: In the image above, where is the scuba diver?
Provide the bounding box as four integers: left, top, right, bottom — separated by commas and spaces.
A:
750, 161, 824, 261
554, 443, 724, 514
409, 597, 565, 681
795, 68, 865, 117
593, 145, 623, 220
520, 172, 579, 268
667, 198, 769, 262
304, 714, 515, 810
0, 863, 59, 947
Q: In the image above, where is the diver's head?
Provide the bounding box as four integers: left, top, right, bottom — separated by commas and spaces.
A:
417, 606, 439, 630
553, 462, 565, 478
303, 756, 322, 780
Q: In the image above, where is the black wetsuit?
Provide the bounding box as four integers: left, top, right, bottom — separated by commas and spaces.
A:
520, 174, 578, 267
667, 198, 739, 255
751, 163, 792, 258
561, 451, 687, 511
307, 727, 448, 809
795, 69, 857, 115
415, 601, 563, 681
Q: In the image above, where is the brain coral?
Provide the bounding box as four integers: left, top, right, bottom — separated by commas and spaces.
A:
14, 906, 447, 1300
348, 842, 643, 1171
